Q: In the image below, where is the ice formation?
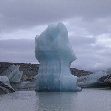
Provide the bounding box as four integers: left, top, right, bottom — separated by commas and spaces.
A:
0, 76, 11, 87
78, 70, 108, 86
35, 23, 81, 91
1, 65, 23, 83
0, 76, 15, 93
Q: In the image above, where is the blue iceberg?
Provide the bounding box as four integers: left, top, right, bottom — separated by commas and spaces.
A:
35, 23, 81, 92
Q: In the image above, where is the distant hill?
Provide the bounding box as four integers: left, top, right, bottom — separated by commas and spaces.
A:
0, 62, 92, 81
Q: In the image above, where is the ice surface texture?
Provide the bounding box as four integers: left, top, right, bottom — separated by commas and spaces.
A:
0, 76, 11, 87
79, 70, 108, 86
35, 23, 81, 92
1, 65, 23, 83
0, 76, 15, 93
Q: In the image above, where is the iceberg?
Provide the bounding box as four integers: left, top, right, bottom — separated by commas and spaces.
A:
1, 65, 23, 83
35, 23, 81, 92
78, 70, 108, 87
0, 76, 15, 94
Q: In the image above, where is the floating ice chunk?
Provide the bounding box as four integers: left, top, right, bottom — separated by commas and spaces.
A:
78, 70, 108, 87
1, 65, 23, 83
35, 23, 81, 92
0, 76, 15, 93
0, 76, 11, 86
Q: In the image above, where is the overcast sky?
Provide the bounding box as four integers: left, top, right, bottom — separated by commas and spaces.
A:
0, 0, 111, 71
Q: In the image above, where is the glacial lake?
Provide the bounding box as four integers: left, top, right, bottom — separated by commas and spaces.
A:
0, 89, 111, 111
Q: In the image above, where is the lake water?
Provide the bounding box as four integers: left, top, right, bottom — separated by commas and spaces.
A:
0, 88, 111, 111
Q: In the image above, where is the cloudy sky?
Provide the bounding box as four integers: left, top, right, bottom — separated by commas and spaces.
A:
0, 0, 111, 71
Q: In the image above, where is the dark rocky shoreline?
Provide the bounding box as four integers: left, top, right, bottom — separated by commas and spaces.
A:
0, 62, 93, 92
0, 62, 111, 92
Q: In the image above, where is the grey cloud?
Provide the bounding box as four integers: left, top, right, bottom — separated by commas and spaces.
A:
0, 39, 34, 51
67, 17, 111, 36
0, 0, 111, 70
0, 0, 111, 32
0, 39, 37, 63
0, 38, 111, 70
69, 36, 111, 70
69, 36, 96, 46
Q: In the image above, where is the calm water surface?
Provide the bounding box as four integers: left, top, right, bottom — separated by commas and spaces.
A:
0, 89, 111, 111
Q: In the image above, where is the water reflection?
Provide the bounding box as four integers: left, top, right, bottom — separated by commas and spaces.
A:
36, 92, 78, 111
36, 89, 111, 111
0, 89, 111, 111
